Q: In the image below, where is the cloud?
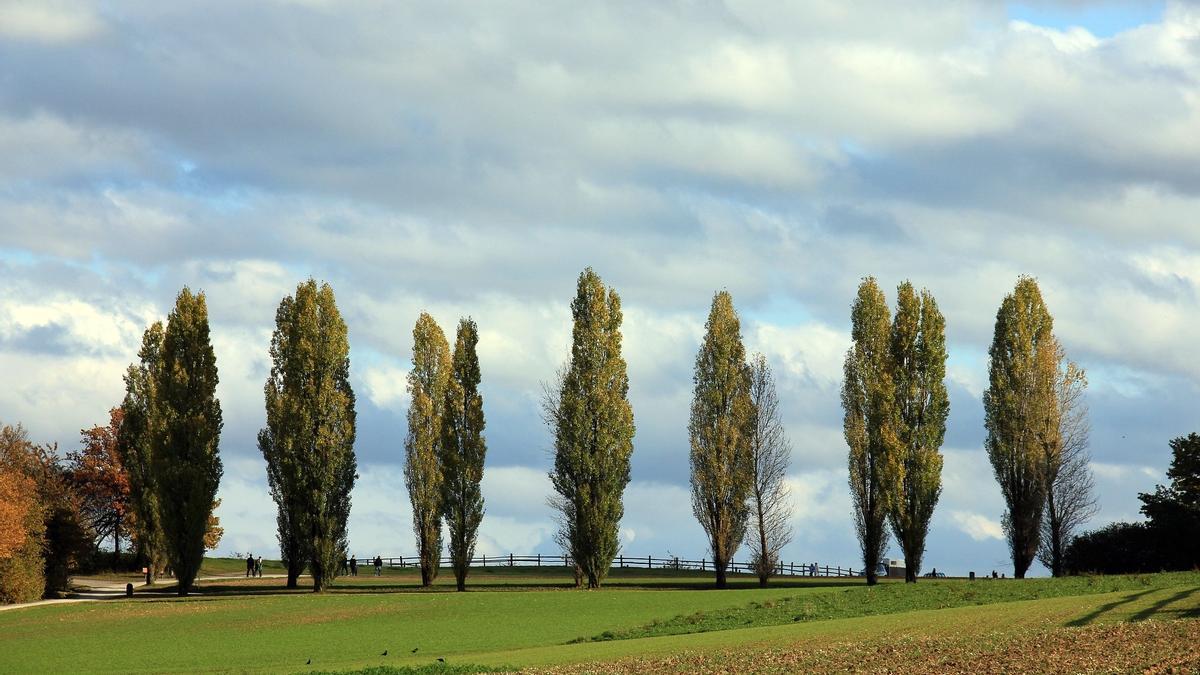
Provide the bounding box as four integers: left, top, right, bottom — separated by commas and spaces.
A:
2, 0, 1198, 577
949, 511, 1006, 542
0, 0, 103, 43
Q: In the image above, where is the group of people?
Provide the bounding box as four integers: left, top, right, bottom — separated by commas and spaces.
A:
244, 553, 264, 578
346, 555, 385, 577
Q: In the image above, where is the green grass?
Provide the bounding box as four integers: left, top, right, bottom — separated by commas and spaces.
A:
2, 561, 1197, 674
575, 571, 1200, 642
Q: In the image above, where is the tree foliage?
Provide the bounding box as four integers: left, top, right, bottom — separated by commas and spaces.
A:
440, 318, 487, 592
0, 424, 90, 601
690, 291, 755, 589
1138, 433, 1200, 570
743, 352, 792, 587
984, 276, 1058, 579
405, 312, 452, 587
0, 463, 37, 560
118, 322, 167, 581
842, 277, 901, 586
1038, 353, 1096, 577
0, 426, 44, 604
548, 268, 635, 589
888, 282, 948, 583
66, 408, 131, 561
152, 288, 224, 596
260, 279, 357, 591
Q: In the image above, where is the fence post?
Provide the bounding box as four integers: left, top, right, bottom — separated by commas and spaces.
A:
537, 553, 541, 567
509, 553, 514, 567
483, 553, 487, 568
647, 555, 652, 570
620, 555, 624, 568
702, 558, 706, 571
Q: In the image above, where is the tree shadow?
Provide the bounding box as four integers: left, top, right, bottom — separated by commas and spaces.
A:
1067, 588, 1158, 627
1129, 586, 1199, 623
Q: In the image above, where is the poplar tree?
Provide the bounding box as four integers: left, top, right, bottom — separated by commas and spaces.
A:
690, 291, 755, 589
152, 288, 223, 596
260, 279, 357, 592
744, 352, 792, 587
984, 276, 1059, 579
842, 277, 902, 586
440, 318, 487, 592
404, 312, 451, 587
118, 322, 167, 583
548, 268, 635, 589
888, 282, 948, 583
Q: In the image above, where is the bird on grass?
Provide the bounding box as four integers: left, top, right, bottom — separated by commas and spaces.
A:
411, 647, 419, 654
381, 650, 388, 656
306, 659, 311, 665
437, 657, 445, 663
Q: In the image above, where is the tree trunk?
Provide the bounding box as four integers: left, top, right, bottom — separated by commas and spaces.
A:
715, 558, 728, 589
113, 524, 122, 568
905, 568, 916, 583
866, 570, 877, 586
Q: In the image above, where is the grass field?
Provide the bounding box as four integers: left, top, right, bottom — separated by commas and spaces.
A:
2, 559, 1197, 673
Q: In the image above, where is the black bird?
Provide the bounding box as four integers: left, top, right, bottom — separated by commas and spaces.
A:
381, 650, 388, 656
437, 658, 445, 663
411, 648, 419, 653
306, 660, 311, 665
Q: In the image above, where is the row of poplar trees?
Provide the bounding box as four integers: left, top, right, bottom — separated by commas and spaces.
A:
539, 270, 793, 589
121, 280, 360, 595
403, 313, 487, 592
843, 275, 1093, 583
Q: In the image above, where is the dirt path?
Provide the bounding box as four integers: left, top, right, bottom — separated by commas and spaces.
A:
0, 574, 299, 613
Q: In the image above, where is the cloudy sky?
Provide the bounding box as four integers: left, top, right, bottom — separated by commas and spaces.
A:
1, 0, 1197, 576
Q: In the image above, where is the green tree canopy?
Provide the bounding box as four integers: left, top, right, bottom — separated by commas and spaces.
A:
440, 317, 487, 592
689, 291, 754, 589
548, 268, 635, 589
405, 312, 451, 587
888, 282, 948, 583
152, 288, 223, 596
984, 276, 1058, 579
843, 277, 901, 586
259, 279, 357, 592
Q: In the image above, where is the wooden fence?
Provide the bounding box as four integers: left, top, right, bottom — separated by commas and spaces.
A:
350, 553, 858, 578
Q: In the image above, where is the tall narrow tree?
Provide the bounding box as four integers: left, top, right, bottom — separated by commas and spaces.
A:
440, 318, 487, 592
744, 352, 792, 587
984, 276, 1059, 579
690, 291, 755, 589
118, 322, 167, 583
548, 268, 635, 589
260, 280, 357, 592
842, 277, 902, 586
152, 288, 223, 596
405, 312, 451, 587
889, 282, 948, 583
1038, 352, 1095, 577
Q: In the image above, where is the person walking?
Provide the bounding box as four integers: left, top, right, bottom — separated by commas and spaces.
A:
350, 556, 358, 577
246, 553, 254, 578
374, 555, 382, 577
255, 555, 263, 578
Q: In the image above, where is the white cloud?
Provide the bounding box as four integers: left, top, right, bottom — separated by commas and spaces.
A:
949, 510, 1005, 542
0, 0, 103, 42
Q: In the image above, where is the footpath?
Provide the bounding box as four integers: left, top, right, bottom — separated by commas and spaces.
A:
0, 574, 294, 613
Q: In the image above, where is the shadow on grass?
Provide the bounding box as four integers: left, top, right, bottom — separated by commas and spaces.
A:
1067, 588, 1159, 627
1129, 586, 1200, 623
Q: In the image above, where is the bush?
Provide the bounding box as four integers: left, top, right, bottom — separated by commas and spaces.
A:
1064, 522, 1164, 575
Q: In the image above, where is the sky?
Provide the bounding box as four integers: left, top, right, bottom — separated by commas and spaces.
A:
1, 0, 1197, 577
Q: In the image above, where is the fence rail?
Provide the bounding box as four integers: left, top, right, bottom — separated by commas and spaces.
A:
348, 553, 858, 578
